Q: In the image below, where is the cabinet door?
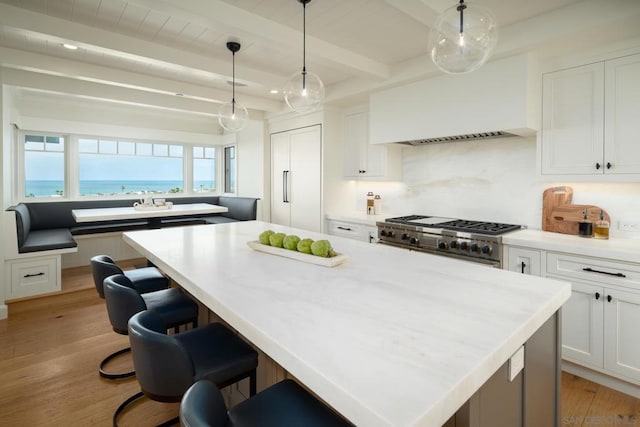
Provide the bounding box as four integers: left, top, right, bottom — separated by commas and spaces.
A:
343, 112, 366, 177
505, 247, 541, 275
603, 287, 640, 381
270, 132, 291, 227
604, 54, 640, 175
541, 63, 605, 175
561, 281, 604, 368
288, 125, 322, 232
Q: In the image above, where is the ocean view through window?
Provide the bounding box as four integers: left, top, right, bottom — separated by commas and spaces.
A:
21, 133, 217, 198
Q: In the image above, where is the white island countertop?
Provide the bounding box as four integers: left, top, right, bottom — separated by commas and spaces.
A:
123, 221, 570, 427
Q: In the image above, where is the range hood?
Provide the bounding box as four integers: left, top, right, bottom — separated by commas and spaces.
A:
369, 54, 538, 145
398, 131, 516, 146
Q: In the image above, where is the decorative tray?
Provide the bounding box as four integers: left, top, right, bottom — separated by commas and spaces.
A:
246, 241, 348, 268
133, 203, 173, 211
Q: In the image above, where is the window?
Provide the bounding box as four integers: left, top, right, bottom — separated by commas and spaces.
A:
78, 138, 184, 196
224, 145, 236, 194
193, 146, 216, 192
24, 134, 66, 198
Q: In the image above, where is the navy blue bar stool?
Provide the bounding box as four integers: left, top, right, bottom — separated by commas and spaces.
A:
91, 254, 170, 379
115, 310, 258, 427
180, 379, 353, 427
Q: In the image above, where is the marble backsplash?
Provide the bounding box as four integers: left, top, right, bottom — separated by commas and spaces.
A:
350, 136, 640, 238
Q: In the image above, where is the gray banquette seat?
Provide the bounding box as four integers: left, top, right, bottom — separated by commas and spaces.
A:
7, 196, 259, 254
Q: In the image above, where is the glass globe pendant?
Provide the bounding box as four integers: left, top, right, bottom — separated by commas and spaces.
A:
284, 0, 325, 113
219, 41, 249, 132
428, 0, 498, 74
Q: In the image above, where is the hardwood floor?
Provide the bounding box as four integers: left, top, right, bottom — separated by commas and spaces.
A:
1, 263, 639, 426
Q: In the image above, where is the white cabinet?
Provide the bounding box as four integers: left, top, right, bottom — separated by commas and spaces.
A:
541, 53, 640, 178
5, 255, 61, 299
343, 111, 401, 180
504, 246, 542, 276
561, 280, 604, 368
271, 125, 322, 233
545, 251, 640, 383
327, 219, 377, 243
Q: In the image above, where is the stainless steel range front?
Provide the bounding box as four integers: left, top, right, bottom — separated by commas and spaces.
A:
376, 215, 523, 268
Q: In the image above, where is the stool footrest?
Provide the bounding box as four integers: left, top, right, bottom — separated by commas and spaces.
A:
99, 347, 135, 380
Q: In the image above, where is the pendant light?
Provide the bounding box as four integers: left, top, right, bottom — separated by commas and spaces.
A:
428, 0, 497, 74
283, 0, 324, 113
219, 41, 249, 132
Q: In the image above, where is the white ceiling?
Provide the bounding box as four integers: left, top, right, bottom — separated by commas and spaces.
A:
1, 0, 639, 122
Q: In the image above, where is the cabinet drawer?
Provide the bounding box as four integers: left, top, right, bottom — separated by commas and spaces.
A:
7, 256, 60, 299
328, 220, 363, 240
546, 252, 640, 289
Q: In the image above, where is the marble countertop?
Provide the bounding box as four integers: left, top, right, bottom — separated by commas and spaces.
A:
503, 229, 640, 264
123, 221, 570, 427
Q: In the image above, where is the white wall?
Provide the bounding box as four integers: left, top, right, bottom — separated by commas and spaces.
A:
235, 119, 265, 201
373, 137, 640, 239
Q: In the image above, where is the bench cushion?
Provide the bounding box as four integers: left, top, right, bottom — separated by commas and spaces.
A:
203, 216, 238, 225
70, 221, 149, 235
21, 228, 77, 253
10, 204, 31, 249
218, 196, 257, 221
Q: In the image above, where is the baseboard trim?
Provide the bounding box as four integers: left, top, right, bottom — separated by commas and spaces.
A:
0, 304, 7, 320
563, 361, 640, 398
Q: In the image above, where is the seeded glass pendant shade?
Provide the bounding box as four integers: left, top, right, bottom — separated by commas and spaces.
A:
219, 41, 249, 132
428, 0, 497, 74
284, 0, 325, 113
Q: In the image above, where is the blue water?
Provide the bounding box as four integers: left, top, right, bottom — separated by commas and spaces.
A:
25, 180, 216, 197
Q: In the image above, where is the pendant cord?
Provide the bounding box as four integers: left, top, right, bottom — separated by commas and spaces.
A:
458, 0, 466, 36
302, 1, 307, 90
232, 50, 236, 114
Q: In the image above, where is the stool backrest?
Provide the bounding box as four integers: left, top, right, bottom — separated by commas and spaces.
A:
90, 255, 123, 298
180, 380, 229, 427
103, 274, 147, 334
128, 310, 196, 400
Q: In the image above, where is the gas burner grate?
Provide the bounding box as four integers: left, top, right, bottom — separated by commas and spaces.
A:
437, 220, 522, 235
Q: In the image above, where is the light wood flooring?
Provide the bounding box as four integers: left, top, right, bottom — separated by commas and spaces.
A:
1, 262, 640, 426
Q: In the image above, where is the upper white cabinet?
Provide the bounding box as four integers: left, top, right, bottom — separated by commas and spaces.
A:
541, 53, 640, 179
342, 111, 401, 180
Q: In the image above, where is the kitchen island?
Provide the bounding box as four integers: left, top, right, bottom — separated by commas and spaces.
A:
123, 221, 571, 427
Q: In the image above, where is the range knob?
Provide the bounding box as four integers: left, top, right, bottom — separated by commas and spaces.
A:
449, 240, 458, 249
481, 245, 491, 254
410, 237, 418, 244
401, 233, 410, 240
460, 241, 468, 250
387, 231, 395, 238
470, 243, 479, 252
380, 230, 388, 237
438, 241, 447, 250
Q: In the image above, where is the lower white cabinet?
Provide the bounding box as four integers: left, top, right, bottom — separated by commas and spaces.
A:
504, 244, 640, 385
504, 246, 542, 275
327, 220, 377, 243
5, 255, 61, 299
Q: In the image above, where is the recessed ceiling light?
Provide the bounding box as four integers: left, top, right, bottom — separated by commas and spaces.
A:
62, 43, 78, 50
270, 89, 279, 94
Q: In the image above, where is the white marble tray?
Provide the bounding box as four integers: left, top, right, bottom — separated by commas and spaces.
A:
247, 241, 348, 267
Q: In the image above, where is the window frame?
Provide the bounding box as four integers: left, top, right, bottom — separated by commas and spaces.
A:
15, 130, 222, 203
223, 143, 237, 195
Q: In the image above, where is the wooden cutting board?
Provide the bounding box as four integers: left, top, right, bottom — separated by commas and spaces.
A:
542, 186, 610, 235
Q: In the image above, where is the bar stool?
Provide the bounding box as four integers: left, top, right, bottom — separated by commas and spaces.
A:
180, 379, 353, 427
91, 255, 170, 379
115, 310, 258, 426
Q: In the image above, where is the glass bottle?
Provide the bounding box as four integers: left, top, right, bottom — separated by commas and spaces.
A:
594, 210, 610, 240
366, 192, 374, 215
578, 208, 593, 238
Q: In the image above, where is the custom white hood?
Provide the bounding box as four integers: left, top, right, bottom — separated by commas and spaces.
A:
369, 54, 539, 145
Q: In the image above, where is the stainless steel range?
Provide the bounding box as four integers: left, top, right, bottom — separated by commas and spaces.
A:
376, 215, 523, 268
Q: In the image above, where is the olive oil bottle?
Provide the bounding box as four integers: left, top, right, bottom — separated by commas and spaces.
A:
594, 210, 610, 240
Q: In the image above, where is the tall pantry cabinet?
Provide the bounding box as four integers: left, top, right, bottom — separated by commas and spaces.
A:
270, 125, 322, 232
